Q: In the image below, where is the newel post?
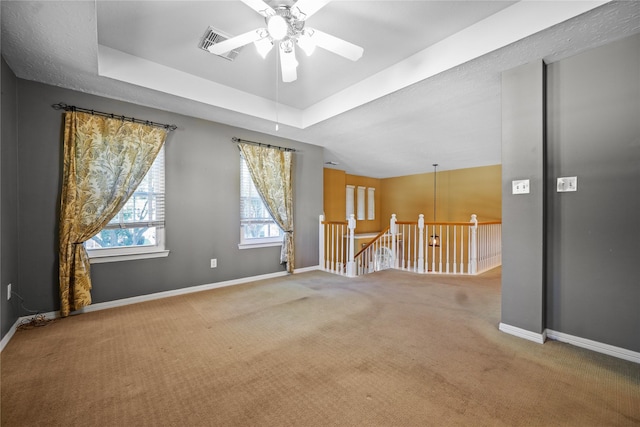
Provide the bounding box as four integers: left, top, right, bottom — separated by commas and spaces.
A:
319, 215, 325, 271
418, 214, 425, 273
469, 214, 478, 274
390, 214, 398, 268
346, 214, 356, 277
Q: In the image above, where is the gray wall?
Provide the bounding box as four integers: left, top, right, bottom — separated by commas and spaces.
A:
546, 34, 640, 351
14, 79, 323, 317
501, 60, 546, 334
1, 57, 19, 338
502, 34, 640, 352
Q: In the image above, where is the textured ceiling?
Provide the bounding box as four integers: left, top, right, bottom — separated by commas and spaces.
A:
2, 1, 639, 178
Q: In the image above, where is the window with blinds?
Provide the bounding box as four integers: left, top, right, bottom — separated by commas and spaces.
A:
86, 146, 166, 253
239, 155, 283, 247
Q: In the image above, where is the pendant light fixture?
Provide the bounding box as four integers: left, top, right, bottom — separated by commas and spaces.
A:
429, 163, 440, 247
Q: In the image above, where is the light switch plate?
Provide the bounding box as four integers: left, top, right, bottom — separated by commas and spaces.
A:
557, 176, 577, 192
512, 179, 530, 195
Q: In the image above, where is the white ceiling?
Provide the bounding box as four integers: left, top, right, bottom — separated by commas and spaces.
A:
2, 1, 639, 178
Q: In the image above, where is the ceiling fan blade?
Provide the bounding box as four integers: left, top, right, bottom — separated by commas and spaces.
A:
208, 29, 265, 55
308, 28, 363, 61
280, 45, 298, 83
240, 0, 275, 17
291, 0, 331, 20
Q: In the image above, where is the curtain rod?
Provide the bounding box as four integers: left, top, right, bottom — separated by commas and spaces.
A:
232, 137, 296, 152
51, 103, 177, 131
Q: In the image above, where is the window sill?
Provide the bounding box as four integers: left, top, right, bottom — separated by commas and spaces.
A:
238, 242, 282, 250
88, 249, 170, 264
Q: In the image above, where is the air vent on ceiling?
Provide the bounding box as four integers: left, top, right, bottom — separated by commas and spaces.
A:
198, 26, 243, 61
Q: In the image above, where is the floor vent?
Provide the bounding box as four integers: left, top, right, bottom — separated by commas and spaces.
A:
198, 26, 242, 61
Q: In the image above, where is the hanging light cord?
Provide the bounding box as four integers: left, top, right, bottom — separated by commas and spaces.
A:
275, 45, 280, 131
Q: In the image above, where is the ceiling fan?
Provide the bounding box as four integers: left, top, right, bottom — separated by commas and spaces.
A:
208, 0, 364, 82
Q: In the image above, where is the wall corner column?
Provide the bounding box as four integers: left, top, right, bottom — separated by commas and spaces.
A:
500, 60, 546, 339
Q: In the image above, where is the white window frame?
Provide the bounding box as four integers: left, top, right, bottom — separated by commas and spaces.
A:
87, 146, 169, 263
239, 155, 283, 250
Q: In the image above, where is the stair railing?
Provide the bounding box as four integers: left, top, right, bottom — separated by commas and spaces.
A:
320, 214, 501, 276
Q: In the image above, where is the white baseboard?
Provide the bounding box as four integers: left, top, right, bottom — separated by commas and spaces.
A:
0, 319, 19, 352
74, 270, 292, 315
499, 323, 639, 364
2, 269, 324, 352
499, 322, 547, 344
0, 311, 58, 352
293, 265, 320, 274
546, 329, 640, 364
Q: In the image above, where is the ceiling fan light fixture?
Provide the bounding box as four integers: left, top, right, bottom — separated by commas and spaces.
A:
280, 41, 298, 82
267, 15, 288, 40
290, 6, 306, 21
254, 37, 273, 58
297, 30, 316, 56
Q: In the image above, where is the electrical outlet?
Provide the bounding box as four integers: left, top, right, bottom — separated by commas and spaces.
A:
210, 259, 217, 268
7, 283, 11, 300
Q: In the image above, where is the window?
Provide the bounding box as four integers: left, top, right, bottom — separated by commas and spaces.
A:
346, 185, 355, 219
86, 146, 168, 262
357, 186, 366, 220
367, 187, 376, 220
239, 155, 283, 248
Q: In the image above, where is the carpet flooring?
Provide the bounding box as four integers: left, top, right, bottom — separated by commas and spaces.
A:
1, 268, 639, 426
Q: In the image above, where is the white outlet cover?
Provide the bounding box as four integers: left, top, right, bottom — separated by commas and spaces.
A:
557, 176, 578, 192
512, 179, 530, 194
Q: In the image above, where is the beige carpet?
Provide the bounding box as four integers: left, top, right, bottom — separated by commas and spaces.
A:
1, 268, 639, 426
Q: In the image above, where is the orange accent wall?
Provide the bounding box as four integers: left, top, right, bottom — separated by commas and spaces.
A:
380, 165, 502, 223
323, 168, 346, 222
324, 164, 501, 231
345, 174, 382, 233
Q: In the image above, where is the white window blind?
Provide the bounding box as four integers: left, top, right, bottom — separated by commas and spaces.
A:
102, 146, 165, 230
346, 185, 355, 219
357, 186, 365, 220
367, 187, 375, 220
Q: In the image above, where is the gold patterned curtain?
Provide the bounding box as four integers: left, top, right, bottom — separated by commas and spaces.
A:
238, 143, 294, 273
59, 111, 167, 317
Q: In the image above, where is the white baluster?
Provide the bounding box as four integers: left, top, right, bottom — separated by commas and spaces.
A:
346, 214, 356, 277
469, 214, 478, 274
453, 226, 458, 274
416, 215, 424, 273
413, 225, 418, 272
402, 224, 407, 269
438, 225, 443, 273
319, 215, 325, 271
460, 226, 465, 274
340, 224, 345, 274
445, 225, 450, 274
431, 225, 436, 273
390, 214, 397, 269
332, 224, 336, 272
